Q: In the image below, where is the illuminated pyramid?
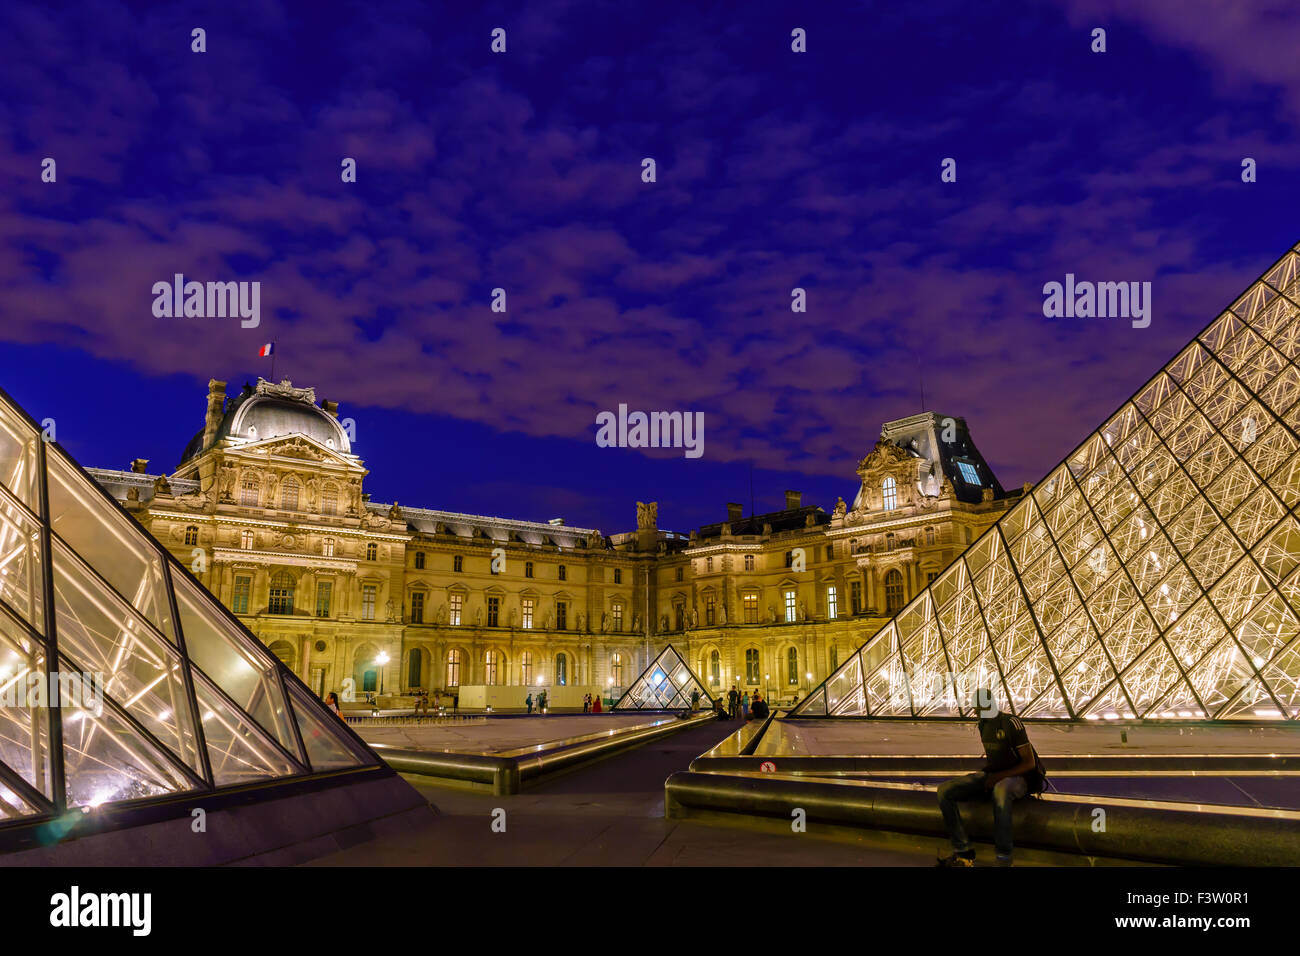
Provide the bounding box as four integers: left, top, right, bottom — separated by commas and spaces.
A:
0, 385, 379, 828
614, 644, 715, 711
793, 244, 1300, 721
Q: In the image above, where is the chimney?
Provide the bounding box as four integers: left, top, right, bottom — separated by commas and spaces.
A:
726, 502, 743, 522
785, 489, 802, 510
323, 400, 339, 418
202, 379, 227, 451
130, 458, 150, 474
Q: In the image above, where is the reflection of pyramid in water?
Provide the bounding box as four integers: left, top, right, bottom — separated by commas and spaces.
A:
794, 244, 1300, 721
613, 644, 715, 711
0, 386, 376, 826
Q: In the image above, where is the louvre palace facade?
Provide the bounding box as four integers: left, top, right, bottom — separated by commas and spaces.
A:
88, 376, 1022, 706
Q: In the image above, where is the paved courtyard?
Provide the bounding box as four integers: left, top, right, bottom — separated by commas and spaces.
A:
353, 714, 664, 754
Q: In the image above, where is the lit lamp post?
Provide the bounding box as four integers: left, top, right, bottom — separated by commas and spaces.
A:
375, 651, 390, 702
538, 672, 546, 714
765, 673, 771, 708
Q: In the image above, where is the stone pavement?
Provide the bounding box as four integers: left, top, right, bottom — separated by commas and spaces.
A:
308, 718, 1094, 866
354, 714, 658, 754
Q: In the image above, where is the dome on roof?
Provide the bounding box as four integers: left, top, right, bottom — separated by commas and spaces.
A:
179, 378, 351, 466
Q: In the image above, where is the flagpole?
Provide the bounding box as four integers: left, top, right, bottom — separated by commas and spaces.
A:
270, 343, 276, 382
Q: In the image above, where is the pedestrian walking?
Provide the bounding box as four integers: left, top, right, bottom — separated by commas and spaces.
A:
740, 691, 750, 721
526, 692, 534, 715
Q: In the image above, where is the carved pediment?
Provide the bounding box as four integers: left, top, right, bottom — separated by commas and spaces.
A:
856, 438, 914, 476
268, 437, 324, 461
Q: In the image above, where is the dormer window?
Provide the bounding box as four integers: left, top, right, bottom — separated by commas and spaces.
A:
882, 476, 897, 511
956, 461, 980, 485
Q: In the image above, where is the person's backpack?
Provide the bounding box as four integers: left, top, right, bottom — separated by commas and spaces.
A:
1028, 746, 1048, 796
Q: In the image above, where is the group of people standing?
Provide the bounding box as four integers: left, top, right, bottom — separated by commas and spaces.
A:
525, 690, 549, 714
582, 693, 604, 713
724, 686, 769, 721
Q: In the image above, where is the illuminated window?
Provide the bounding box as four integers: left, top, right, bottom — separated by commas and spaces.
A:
280, 476, 300, 511
240, 529, 254, 550
611, 653, 624, 685
827, 585, 838, 619
556, 653, 567, 685
484, 650, 499, 685
522, 597, 534, 629
884, 569, 905, 613
315, 580, 331, 618
612, 602, 623, 632
366, 542, 377, 561
449, 592, 463, 626
183, 525, 198, 546
745, 648, 759, 684
710, 650, 720, 685
520, 651, 533, 685
240, 477, 258, 506
268, 571, 295, 615
322, 537, 335, 557
882, 476, 897, 511
232, 575, 251, 614
784, 589, 797, 623
361, 584, 376, 621
956, 461, 980, 485
787, 646, 798, 684
743, 593, 758, 623
446, 649, 461, 687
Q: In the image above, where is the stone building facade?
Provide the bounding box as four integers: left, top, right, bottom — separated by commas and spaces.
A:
88, 377, 1025, 707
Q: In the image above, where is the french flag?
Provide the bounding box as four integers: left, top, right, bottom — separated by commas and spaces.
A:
258, 343, 274, 357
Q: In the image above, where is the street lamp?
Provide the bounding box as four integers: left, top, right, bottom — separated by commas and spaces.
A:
375, 651, 390, 698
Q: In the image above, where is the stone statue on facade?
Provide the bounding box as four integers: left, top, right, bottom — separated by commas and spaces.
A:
833, 496, 847, 518
474, 607, 483, 627
577, 611, 585, 632
660, 614, 669, 632
718, 603, 727, 625
768, 605, 777, 624
799, 600, 808, 622
437, 603, 448, 624
385, 598, 395, 622
688, 607, 698, 628
508, 607, 518, 627
636, 501, 658, 529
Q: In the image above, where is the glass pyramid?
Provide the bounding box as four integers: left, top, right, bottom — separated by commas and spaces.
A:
0, 385, 377, 827
613, 644, 716, 711
793, 243, 1300, 721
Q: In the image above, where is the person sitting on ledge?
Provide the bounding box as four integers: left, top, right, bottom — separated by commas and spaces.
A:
935, 687, 1046, 868
750, 692, 770, 720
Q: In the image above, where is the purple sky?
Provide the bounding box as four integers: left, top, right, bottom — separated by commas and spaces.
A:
2, 0, 1299, 532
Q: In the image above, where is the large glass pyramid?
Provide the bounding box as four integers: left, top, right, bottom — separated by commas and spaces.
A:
613, 644, 716, 711
0, 385, 377, 829
793, 243, 1300, 721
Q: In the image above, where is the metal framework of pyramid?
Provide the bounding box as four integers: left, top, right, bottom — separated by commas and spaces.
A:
794, 243, 1300, 722
0, 385, 379, 829
613, 644, 715, 711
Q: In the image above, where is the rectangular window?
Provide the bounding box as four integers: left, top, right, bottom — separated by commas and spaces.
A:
240, 530, 254, 550
744, 554, 754, 571
361, 585, 376, 621
449, 592, 463, 626
927, 571, 939, 584
850, 580, 862, 614
743, 593, 758, 623
705, 594, 716, 626
612, 603, 623, 632
525, 561, 533, 578
675, 604, 685, 631
522, 598, 534, 629
784, 551, 793, 568
453, 555, 463, 572
559, 564, 567, 581
827, 585, 838, 620
956, 461, 981, 485
487, 595, 500, 627
411, 591, 425, 624
784, 589, 797, 623
556, 600, 567, 630
315, 580, 332, 618
414, 551, 425, 569
614, 568, 622, 584
825, 544, 834, 561
706, 557, 713, 573
676, 566, 684, 581
232, 575, 251, 614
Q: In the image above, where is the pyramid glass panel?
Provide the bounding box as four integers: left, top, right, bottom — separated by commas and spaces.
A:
0, 386, 387, 831
791, 244, 1300, 721
612, 644, 715, 711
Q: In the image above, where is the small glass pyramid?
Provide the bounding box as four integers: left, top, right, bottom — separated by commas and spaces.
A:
793, 243, 1300, 721
613, 644, 715, 711
0, 387, 378, 827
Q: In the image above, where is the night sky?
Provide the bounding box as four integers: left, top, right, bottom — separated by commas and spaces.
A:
3, 1, 1299, 534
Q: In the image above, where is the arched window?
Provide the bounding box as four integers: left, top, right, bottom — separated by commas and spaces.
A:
322, 537, 335, 557
240, 476, 259, 506
322, 484, 338, 515
610, 653, 624, 686
882, 476, 897, 511
269, 571, 295, 615
556, 653, 567, 686
884, 569, 905, 613
745, 648, 760, 684
367, 542, 378, 561
787, 646, 798, 684
484, 650, 499, 685
520, 651, 533, 685
280, 476, 300, 511
183, 525, 199, 546
710, 650, 720, 685
446, 649, 461, 687
407, 648, 423, 689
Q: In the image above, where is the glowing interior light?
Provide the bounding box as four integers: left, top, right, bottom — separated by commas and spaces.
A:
86, 790, 114, 808
1255, 708, 1282, 717
1103, 712, 1119, 719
